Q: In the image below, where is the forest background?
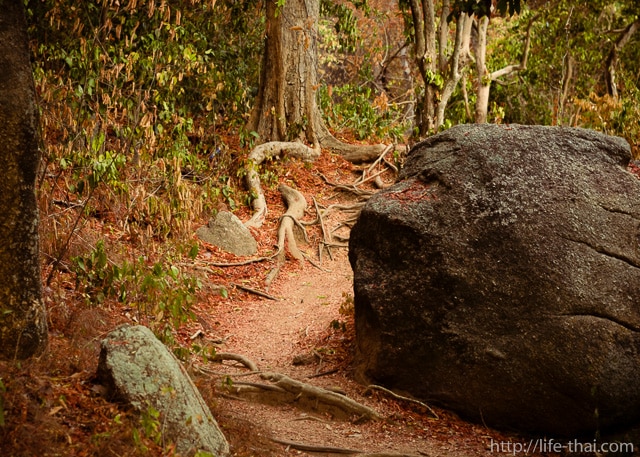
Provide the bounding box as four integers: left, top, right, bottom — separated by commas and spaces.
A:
1, 0, 639, 455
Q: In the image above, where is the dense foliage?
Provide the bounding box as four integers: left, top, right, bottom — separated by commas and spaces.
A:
485, 1, 639, 154
21, 0, 639, 340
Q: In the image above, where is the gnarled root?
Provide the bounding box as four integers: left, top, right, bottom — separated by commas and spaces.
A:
211, 352, 380, 422
245, 141, 319, 228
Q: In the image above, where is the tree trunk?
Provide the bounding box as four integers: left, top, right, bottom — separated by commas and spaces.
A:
248, 0, 321, 146
409, 1, 470, 136
0, 2, 48, 359
247, 0, 386, 163
474, 15, 491, 124
473, 13, 538, 124
605, 18, 640, 99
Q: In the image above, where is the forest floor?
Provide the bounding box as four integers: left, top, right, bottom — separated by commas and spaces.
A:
168, 151, 568, 457
2, 151, 639, 457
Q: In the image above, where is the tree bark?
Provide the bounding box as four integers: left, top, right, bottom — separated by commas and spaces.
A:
605, 18, 640, 99
0, 1, 48, 359
247, 0, 386, 163
408, 1, 471, 136
474, 13, 538, 124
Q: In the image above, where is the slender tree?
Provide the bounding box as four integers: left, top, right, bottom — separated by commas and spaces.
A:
473, 12, 538, 123
0, 1, 48, 359
402, 0, 527, 134
605, 16, 640, 99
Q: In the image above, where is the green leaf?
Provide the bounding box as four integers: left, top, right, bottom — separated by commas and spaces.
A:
188, 243, 199, 259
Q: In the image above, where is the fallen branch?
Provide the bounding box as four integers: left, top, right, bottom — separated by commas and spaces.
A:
245, 141, 320, 228
271, 437, 362, 454
364, 384, 439, 419
231, 283, 278, 300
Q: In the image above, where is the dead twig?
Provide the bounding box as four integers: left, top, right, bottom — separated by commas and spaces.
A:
231, 283, 278, 300
271, 438, 363, 454
364, 385, 439, 419
364, 143, 394, 176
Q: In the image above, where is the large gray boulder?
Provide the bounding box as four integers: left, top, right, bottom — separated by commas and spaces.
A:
349, 124, 640, 436
97, 325, 229, 456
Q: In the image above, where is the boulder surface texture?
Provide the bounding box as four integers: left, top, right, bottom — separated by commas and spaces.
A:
97, 325, 229, 456
349, 124, 640, 436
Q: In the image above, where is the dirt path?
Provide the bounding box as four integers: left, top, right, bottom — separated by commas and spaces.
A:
184, 154, 559, 456
191, 245, 553, 457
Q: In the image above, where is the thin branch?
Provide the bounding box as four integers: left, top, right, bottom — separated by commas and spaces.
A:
271, 438, 362, 454
231, 283, 278, 300
207, 257, 272, 267
364, 384, 439, 419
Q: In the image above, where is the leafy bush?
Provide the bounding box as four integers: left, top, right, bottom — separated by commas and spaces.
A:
72, 240, 200, 329
318, 83, 406, 141
28, 0, 263, 260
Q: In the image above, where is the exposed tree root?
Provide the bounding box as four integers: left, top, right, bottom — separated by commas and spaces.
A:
211, 352, 380, 422
245, 141, 320, 228
212, 352, 260, 372
271, 437, 363, 454
261, 371, 381, 421
317, 128, 389, 164
318, 173, 375, 197
274, 184, 307, 261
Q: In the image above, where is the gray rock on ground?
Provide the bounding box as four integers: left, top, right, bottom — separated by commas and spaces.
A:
349, 124, 640, 436
97, 325, 229, 456
196, 210, 257, 256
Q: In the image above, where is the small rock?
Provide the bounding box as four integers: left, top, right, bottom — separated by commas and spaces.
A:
97, 325, 229, 456
196, 211, 257, 256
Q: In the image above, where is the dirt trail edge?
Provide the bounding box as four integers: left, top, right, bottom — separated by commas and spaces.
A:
191, 246, 555, 457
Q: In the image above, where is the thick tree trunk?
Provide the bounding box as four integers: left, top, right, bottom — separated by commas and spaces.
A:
248, 0, 321, 146
0, 2, 48, 359
247, 0, 386, 163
